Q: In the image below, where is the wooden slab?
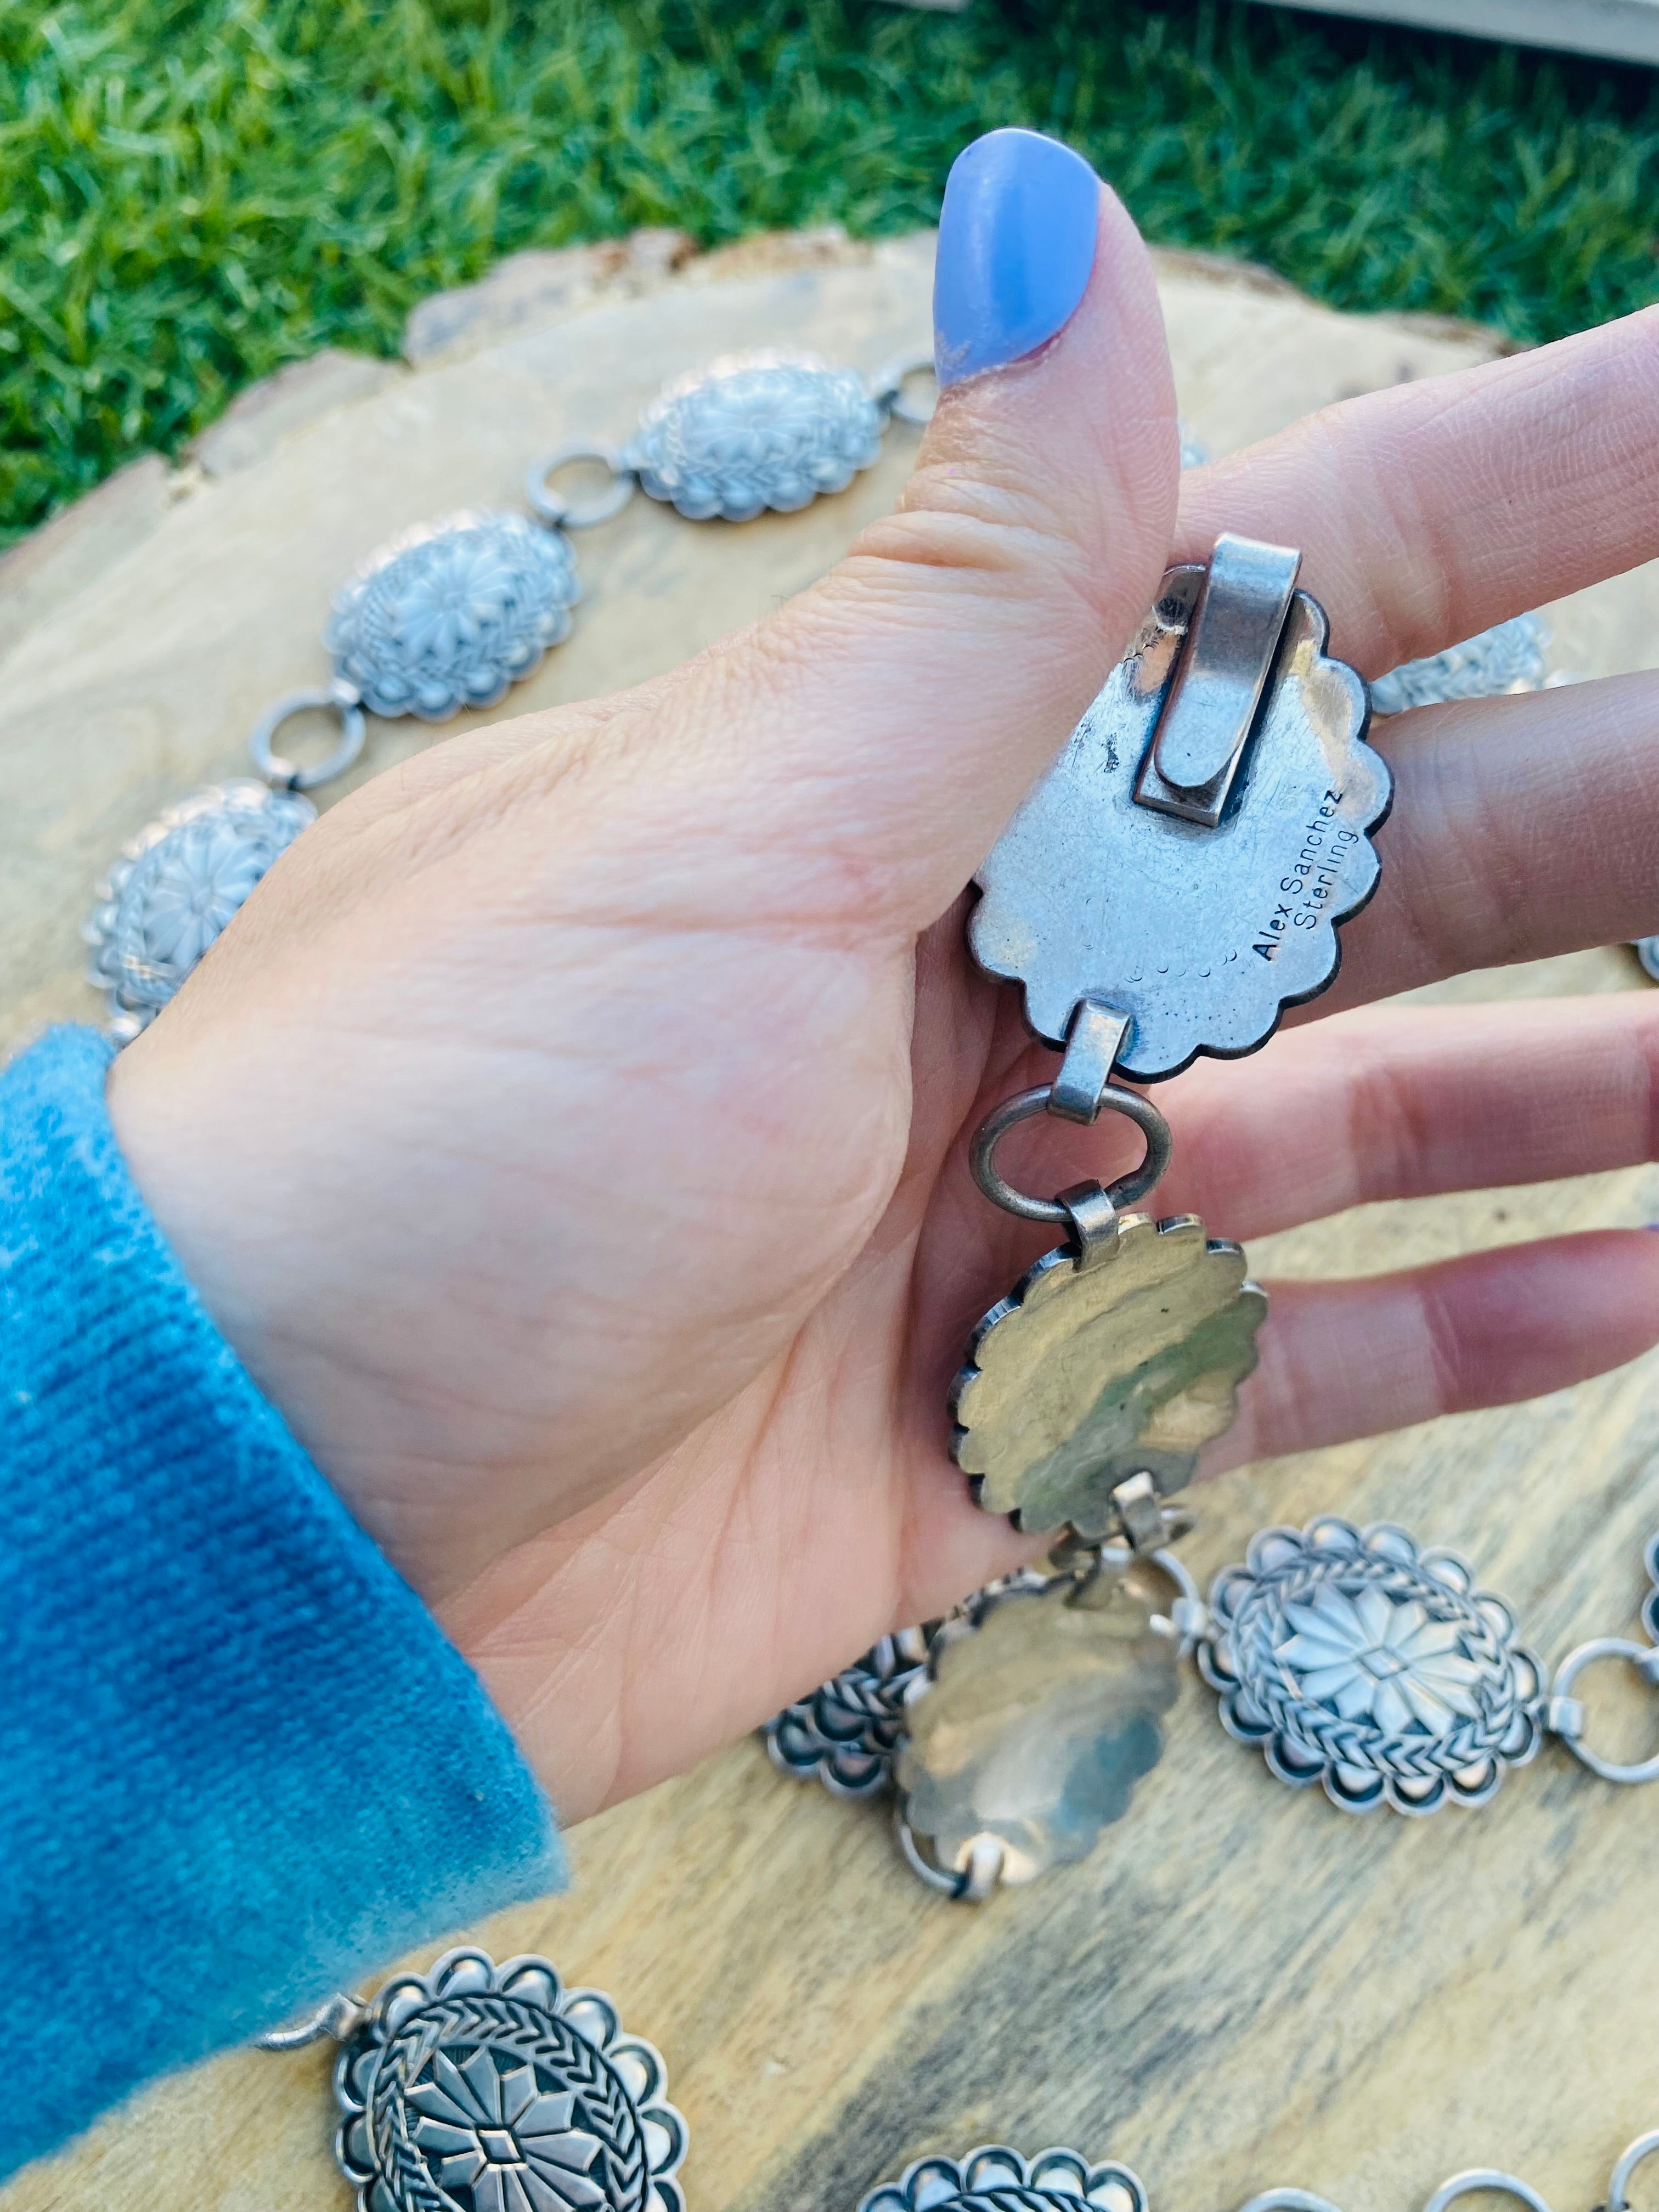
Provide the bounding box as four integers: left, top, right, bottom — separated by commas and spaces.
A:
1259, 0, 1659, 65
5, 233, 1659, 2212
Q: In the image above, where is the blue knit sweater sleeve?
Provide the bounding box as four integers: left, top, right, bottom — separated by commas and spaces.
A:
0, 1025, 566, 2181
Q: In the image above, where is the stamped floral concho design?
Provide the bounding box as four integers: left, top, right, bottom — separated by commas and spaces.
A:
764, 1627, 932, 1797
83, 780, 316, 1039
327, 510, 580, 721
859, 2146, 1149, 2212
626, 352, 885, 522
1199, 1517, 1544, 1814
335, 1948, 687, 2212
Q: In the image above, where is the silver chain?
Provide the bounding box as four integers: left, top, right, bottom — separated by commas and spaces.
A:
768, 1524, 1659, 1901
1235, 2125, 1659, 2212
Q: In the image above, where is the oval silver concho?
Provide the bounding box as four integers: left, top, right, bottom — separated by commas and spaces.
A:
335, 1947, 687, 2212
625, 351, 885, 522
83, 780, 316, 1039
326, 510, 580, 721
859, 2147, 1149, 2212
1198, 1517, 1544, 1814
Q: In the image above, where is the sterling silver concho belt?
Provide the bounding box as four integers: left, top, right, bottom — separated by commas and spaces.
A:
84, 347, 931, 1040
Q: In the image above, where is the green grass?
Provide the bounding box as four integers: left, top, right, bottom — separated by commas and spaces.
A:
3, 0, 1658, 546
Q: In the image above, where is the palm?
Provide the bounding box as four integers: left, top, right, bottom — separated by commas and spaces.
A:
110, 216, 1659, 1826
437, 901, 1062, 1819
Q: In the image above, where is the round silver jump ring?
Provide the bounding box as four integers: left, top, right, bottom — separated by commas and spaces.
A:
970, 1083, 1173, 1225
894, 1812, 1004, 1902
1421, 2172, 1553, 2212
524, 440, 636, 529
1548, 1637, 1659, 1785
249, 680, 367, 792
868, 348, 937, 427
1237, 2189, 1346, 2212
1609, 2129, 1659, 2211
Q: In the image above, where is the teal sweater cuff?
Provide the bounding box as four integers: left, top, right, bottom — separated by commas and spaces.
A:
0, 1024, 565, 2180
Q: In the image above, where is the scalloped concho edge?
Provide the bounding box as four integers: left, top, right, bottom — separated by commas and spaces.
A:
968, 569, 1393, 1082
949, 1212, 1268, 1534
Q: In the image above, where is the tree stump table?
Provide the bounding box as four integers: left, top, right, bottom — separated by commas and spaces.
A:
4, 229, 1657, 2212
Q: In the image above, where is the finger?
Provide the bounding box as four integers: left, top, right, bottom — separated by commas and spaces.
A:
1160, 993, 1659, 1240
1175, 302, 1659, 675
1308, 674, 1659, 1008
658, 129, 1179, 937
1214, 1230, 1659, 1471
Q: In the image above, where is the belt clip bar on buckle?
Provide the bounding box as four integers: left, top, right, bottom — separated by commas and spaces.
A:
1134, 532, 1303, 830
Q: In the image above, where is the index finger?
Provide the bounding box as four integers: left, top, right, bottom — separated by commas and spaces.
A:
1175, 304, 1659, 676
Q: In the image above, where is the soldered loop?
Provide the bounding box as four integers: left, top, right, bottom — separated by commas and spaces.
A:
249, 680, 366, 792
524, 439, 636, 529
970, 1083, 1173, 1225
1547, 1637, 1659, 1786
1421, 2170, 1553, 2212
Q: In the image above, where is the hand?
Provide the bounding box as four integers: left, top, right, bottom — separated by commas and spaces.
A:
107, 145, 1659, 1825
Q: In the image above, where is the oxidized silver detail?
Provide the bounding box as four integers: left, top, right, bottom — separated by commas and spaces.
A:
858, 2145, 1148, 2212
83, 780, 316, 1039
764, 1628, 932, 1797
970, 560, 1390, 1079
625, 352, 885, 522
1199, 1517, 1544, 1814
1369, 613, 1549, 715
326, 510, 580, 720
334, 1947, 687, 2212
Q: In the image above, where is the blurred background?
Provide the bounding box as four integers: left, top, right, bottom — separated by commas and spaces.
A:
3, 0, 1657, 554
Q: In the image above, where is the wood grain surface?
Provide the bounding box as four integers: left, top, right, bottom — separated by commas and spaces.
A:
4, 230, 1658, 2212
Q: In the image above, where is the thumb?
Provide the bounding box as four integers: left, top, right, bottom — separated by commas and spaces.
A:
698, 128, 1180, 933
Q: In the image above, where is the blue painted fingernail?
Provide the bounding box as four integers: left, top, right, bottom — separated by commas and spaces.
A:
933, 129, 1101, 389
